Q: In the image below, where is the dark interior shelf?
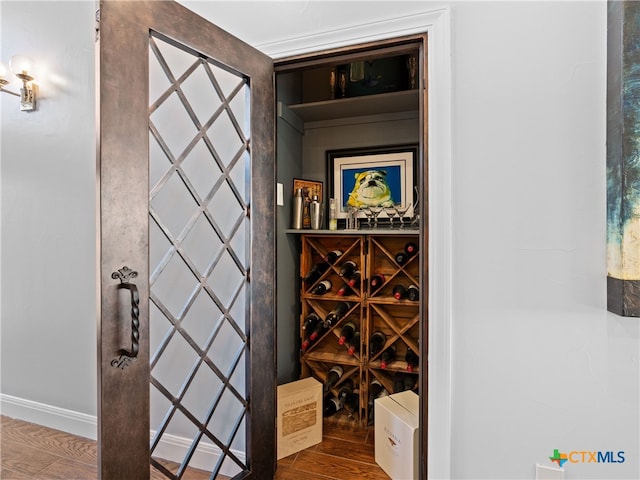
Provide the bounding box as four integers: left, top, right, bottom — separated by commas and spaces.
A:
288, 89, 419, 123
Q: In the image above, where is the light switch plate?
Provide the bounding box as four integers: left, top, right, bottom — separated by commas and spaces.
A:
277, 183, 284, 206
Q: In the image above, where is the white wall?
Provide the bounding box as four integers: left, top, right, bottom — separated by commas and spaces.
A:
1, 1, 96, 418
450, 2, 638, 479
1, 1, 638, 479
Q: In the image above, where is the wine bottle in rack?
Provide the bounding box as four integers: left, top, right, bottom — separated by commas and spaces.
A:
338, 321, 356, 345
337, 377, 354, 404
369, 273, 385, 291
325, 250, 343, 264
338, 260, 357, 278
324, 365, 344, 392
324, 301, 351, 328
311, 279, 332, 295
347, 270, 361, 287
393, 284, 408, 300
323, 395, 343, 417
336, 283, 353, 296
404, 241, 419, 256
367, 378, 388, 425
345, 388, 360, 415
308, 319, 327, 342
347, 331, 360, 356
407, 284, 419, 301
302, 312, 320, 332
303, 261, 330, 286
393, 372, 416, 393
369, 378, 384, 401
369, 331, 387, 356
394, 251, 409, 265
380, 343, 397, 369
301, 313, 320, 352
405, 347, 419, 372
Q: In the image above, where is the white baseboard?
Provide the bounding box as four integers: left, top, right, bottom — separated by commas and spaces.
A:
0, 393, 98, 440
0, 393, 245, 476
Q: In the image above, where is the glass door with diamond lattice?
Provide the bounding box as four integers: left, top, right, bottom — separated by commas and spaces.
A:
97, 2, 275, 479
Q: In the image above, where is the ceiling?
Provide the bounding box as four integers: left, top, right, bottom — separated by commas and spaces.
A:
177, 1, 434, 57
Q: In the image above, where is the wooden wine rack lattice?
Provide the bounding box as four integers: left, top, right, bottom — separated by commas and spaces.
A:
299, 233, 422, 425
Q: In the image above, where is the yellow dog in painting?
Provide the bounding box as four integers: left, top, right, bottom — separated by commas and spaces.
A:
347, 170, 394, 208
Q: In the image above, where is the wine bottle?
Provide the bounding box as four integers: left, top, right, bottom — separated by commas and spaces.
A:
393, 284, 408, 300
324, 302, 351, 327
369, 331, 387, 356
338, 321, 356, 345
303, 261, 329, 286
302, 312, 320, 332
404, 241, 419, 256
324, 365, 344, 392
347, 270, 361, 287
337, 378, 354, 404
323, 395, 342, 417
403, 373, 417, 391
337, 283, 353, 296
301, 313, 320, 352
338, 260, 357, 278
368, 379, 388, 425
311, 279, 332, 295
308, 320, 327, 342
369, 273, 385, 291
344, 388, 360, 414
301, 334, 314, 352
407, 284, 419, 301
380, 344, 397, 369
325, 250, 343, 264
347, 331, 360, 356
395, 251, 409, 265
405, 347, 419, 372
392, 373, 406, 393
369, 378, 384, 401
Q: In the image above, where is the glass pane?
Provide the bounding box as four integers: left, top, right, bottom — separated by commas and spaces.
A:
149, 34, 251, 478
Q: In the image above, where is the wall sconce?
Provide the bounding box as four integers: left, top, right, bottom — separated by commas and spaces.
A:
0, 55, 37, 112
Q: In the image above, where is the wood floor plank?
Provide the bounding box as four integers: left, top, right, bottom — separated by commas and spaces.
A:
321, 418, 368, 443
0, 466, 37, 479
0, 441, 60, 476
1, 416, 97, 465
274, 463, 336, 480
276, 451, 298, 466
313, 435, 377, 464
34, 457, 97, 479
291, 450, 390, 480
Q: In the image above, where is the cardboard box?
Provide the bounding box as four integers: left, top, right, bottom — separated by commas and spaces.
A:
374, 390, 419, 480
276, 377, 323, 459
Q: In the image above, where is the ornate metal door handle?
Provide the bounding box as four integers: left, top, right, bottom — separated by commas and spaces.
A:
111, 266, 140, 358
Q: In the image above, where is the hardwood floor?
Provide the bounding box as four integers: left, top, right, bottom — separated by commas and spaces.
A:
0, 414, 389, 480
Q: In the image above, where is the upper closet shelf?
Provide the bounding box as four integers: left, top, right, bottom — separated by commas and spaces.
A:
286, 89, 419, 123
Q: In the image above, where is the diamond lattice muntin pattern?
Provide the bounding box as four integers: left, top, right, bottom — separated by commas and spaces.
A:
148, 33, 250, 480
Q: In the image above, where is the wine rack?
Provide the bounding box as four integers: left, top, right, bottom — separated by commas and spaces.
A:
298, 233, 421, 426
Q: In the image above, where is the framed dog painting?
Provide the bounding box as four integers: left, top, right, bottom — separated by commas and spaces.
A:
327, 144, 418, 219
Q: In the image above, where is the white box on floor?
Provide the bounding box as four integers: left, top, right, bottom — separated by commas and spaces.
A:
276, 377, 323, 459
374, 390, 419, 480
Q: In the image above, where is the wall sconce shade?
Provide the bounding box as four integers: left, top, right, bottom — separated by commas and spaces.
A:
0, 55, 37, 111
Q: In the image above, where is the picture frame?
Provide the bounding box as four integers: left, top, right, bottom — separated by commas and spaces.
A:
293, 178, 323, 203
327, 144, 418, 220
